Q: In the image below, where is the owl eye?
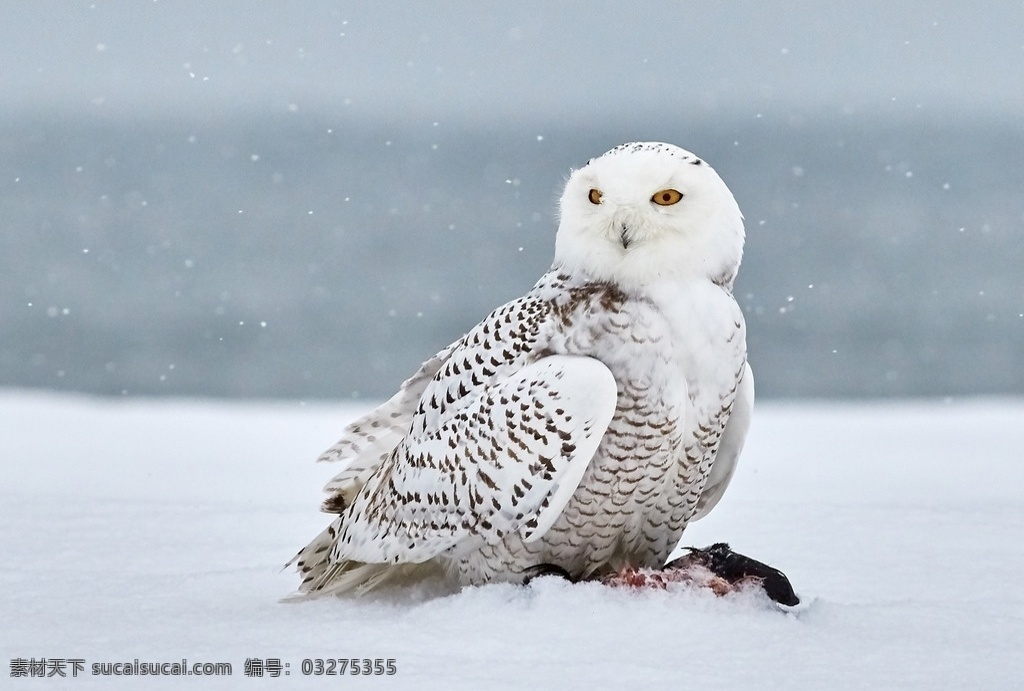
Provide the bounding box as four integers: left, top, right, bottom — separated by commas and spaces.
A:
588, 188, 603, 205
651, 189, 683, 206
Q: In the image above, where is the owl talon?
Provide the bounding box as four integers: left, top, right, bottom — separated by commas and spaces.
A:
670, 542, 800, 606
521, 563, 575, 585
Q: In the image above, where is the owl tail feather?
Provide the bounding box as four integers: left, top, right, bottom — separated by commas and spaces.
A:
283, 522, 440, 600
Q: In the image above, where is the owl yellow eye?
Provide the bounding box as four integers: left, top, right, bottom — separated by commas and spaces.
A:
651, 189, 683, 206
588, 188, 603, 205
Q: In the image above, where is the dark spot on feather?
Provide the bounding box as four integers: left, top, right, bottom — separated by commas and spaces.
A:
321, 494, 347, 514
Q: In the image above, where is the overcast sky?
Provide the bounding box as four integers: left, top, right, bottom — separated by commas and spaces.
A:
3, 1, 1022, 122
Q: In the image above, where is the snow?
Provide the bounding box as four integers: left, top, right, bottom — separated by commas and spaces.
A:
2, 391, 1022, 688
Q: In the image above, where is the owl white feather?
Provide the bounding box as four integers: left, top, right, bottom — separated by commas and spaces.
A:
289, 142, 754, 596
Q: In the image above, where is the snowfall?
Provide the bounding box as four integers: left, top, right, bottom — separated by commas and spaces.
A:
2, 390, 1022, 689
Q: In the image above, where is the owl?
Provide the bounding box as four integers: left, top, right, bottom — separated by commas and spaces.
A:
290, 142, 754, 597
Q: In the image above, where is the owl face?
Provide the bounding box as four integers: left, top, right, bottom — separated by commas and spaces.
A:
554, 142, 744, 289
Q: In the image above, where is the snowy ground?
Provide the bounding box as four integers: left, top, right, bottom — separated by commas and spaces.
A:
2, 391, 1022, 689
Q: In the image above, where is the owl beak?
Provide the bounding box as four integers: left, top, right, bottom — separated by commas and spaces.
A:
619, 223, 632, 250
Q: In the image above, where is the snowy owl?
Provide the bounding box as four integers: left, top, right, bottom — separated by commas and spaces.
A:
291, 142, 756, 597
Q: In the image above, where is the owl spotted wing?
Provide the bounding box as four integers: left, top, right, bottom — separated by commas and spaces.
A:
327, 355, 618, 565
315, 338, 463, 512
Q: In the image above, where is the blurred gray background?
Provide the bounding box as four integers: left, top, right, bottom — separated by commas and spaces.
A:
2, 1, 1022, 400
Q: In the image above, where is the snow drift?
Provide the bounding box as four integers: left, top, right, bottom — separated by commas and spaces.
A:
2, 392, 1022, 688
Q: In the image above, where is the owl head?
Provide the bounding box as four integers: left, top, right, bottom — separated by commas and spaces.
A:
554, 142, 745, 291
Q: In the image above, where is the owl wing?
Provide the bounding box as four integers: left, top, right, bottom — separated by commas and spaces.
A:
327, 354, 618, 565
315, 338, 463, 512
692, 361, 754, 520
